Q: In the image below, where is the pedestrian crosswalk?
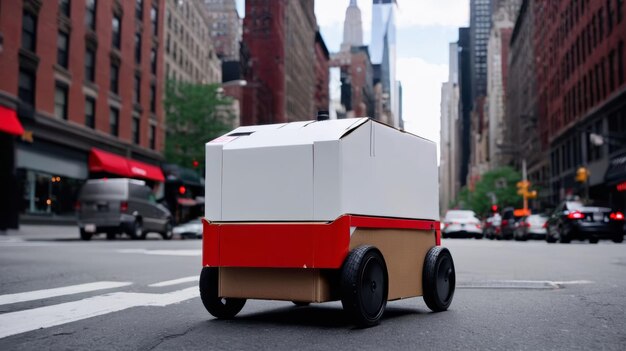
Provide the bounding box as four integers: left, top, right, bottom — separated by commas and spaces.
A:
0, 277, 199, 339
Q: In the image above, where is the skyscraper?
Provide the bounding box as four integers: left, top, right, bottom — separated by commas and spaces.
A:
342, 0, 364, 50
370, 0, 400, 128
469, 0, 492, 100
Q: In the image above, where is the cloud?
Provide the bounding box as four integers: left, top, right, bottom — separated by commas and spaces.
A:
397, 57, 448, 149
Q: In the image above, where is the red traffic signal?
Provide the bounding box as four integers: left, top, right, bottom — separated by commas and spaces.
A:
178, 185, 186, 195
491, 205, 498, 212
192, 160, 199, 168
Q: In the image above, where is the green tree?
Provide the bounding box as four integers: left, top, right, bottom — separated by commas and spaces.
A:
164, 80, 234, 170
453, 166, 523, 216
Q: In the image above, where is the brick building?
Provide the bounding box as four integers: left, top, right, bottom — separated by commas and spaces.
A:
533, 0, 626, 207
204, 0, 241, 61
0, 0, 165, 224
314, 31, 330, 114
242, 0, 318, 124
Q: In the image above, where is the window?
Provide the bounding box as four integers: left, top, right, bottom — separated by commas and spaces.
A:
110, 63, 119, 94
150, 48, 157, 74
132, 116, 140, 144
85, 0, 96, 30
618, 0, 624, 23
133, 75, 141, 104
619, 41, 625, 85
150, 6, 158, 36
85, 96, 96, 128
608, 50, 616, 92
59, 0, 71, 17
54, 83, 68, 120
149, 83, 156, 112
85, 48, 95, 82
112, 14, 121, 49
109, 107, 119, 136
21, 11, 37, 52
136, 0, 143, 20
57, 31, 69, 68
135, 32, 141, 64
149, 124, 156, 150
18, 69, 35, 106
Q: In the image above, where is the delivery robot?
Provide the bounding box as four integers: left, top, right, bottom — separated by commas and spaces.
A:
199, 118, 455, 326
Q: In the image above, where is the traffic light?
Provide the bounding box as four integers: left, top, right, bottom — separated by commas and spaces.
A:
516, 180, 530, 195
491, 205, 498, 212
192, 160, 199, 168
575, 167, 589, 183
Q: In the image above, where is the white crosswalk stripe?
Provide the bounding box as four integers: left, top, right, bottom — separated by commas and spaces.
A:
0, 281, 132, 306
149, 276, 199, 287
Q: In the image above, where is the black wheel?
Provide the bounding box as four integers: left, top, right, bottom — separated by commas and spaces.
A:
423, 246, 455, 312
161, 221, 173, 240
475, 234, 483, 240
588, 237, 599, 244
199, 267, 246, 319
106, 232, 117, 240
292, 301, 310, 307
613, 235, 624, 243
128, 218, 143, 240
80, 229, 92, 241
340, 246, 388, 327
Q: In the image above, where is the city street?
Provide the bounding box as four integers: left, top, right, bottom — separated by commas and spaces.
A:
1, 227, 625, 350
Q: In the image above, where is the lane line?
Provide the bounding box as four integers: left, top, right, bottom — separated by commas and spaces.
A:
0, 287, 198, 339
149, 276, 199, 287
116, 249, 201, 256
0, 281, 132, 306
458, 279, 594, 290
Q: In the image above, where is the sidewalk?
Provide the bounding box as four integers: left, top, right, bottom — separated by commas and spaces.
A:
1, 225, 79, 241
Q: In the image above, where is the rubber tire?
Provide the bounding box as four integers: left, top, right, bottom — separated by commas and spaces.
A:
161, 221, 173, 240
340, 245, 388, 327
292, 301, 310, 307
80, 229, 93, 241
588, 237, 599, 244
423, 246, 456, 312
475, 234, 483, 240
128, 218, 143, 240
199, 267, 246, 319
546, 235, 557, 243
106, 232, 116, 240
613, 235, 624, 243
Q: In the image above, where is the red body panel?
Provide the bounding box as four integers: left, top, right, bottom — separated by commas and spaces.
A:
202, 215, 440, 269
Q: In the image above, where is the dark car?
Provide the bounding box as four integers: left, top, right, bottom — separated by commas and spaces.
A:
514, 214, 549, 241
77, 178, 173, 241
545, 201, 625, 243
496, 207, 518, 240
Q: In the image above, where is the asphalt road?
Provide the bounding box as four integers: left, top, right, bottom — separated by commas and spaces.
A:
1, 227, 625, 350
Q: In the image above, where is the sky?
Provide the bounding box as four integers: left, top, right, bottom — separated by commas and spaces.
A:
234, 0, 469, 150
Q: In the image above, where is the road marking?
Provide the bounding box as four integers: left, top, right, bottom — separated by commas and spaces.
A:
116, 249, 201, 256
0, 287, 197, 339
0, 281, 132, 306
458, 280, 593, 290
149, 276, 199, 287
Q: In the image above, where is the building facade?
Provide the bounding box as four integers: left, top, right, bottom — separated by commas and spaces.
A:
440, 42, 461, 215
458, 27, 473, 187
203, 0, 241, 61
487, 6, 514, 169
164, 0, 221, 84
314, 31, 330, 114
533, 0, 626, 208
0, 0, 166, 223
507, 0, 550, 210
470, 0, 493, 100
242, 0, 318, 124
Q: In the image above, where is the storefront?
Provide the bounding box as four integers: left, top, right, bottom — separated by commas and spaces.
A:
0, 105, 25, 230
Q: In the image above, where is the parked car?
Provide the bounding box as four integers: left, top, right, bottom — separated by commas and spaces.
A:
77, 178, 173, 241
442, 210, 483, 239
173, 218, 203, 239
514, 214, 549, 241
483, 213, 502, 240
545, 200, 625, 243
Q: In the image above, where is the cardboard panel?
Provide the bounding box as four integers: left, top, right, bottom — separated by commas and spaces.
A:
313, 140, 343, 220
219, 267, 333, 302
349, 228, 436, 300
205, 144, 224, 220
221, 145, 314, 221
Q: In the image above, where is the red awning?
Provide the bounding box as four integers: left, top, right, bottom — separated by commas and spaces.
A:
127, 159, 165, 182
88, 148, 165, 182
0, 106, 24, 136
